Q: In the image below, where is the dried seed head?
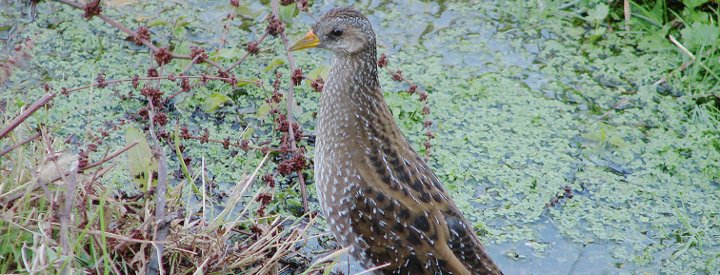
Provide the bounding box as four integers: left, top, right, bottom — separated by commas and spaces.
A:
132, 75, 140, 88
407, 84, 417, 94
154, 112, 168, 126
246, 41, 260, 55
190, 47, 208, 63
133, 26, 150, 45
311, 77, 324, 92
266, 16, 284, 36
392, 70, 403, 81
291, 68, 303, 86
96, 73, 107, 88
147, 68, 159, 77
377, 53, 388, 68
83, 0, 102, 20
153, 48, 172, 66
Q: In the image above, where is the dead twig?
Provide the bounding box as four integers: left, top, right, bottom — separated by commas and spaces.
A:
0, 130, 41, 158
83, 141, 139, 170
0, 93, 56, 139
146, 87, 169, 275
623, 0, 631, 31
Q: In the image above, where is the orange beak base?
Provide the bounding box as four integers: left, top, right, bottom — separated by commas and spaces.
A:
289, 30, 321, 51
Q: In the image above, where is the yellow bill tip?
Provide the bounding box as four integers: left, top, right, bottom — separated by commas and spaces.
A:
289, 30, 321, 51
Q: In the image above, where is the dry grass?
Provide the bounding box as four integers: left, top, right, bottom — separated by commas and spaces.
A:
0, 127, 333, 274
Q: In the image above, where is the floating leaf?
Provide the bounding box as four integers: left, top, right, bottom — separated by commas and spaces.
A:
126, 127, 157, 191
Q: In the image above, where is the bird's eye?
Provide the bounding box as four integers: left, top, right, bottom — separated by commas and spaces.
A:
330, 28, 344, 37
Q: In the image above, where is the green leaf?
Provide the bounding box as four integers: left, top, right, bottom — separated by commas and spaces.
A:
211, 48, 243, 62
235, 78, 259, 87
684, 0, 709, 10
264, 58, 286, 72
93, 36, 104, 63
682, 8, 711, 24
147, 20, 169, 27
235, 4, 262, 19
287, 197, 302, 208
306, 65, 329, 80
174, 41, 192, 67
255, 102, 272, 118
680, 22, 720, 51
202, 92, 232, 112
585, 3, 609, 24
586, 27, 606, 42
279, 4, 298, 23
242, 127, 255, 139
125, 127, 157, 191
638, 24, 673, 51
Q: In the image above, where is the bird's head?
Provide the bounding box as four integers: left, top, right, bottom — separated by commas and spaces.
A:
290, 7, 376, 56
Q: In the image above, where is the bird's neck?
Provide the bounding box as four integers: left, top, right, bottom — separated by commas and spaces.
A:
317, 48, 394, 148
329, 49, 380, 90
322, 46, 382, 109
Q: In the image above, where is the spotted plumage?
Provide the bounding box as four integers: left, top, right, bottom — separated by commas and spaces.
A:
291, 7, 502, 275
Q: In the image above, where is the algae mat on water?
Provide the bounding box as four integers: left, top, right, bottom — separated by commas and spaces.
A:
1, 0, 718, 273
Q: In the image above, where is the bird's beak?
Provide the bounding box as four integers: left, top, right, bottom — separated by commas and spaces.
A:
289, 30, 320, 51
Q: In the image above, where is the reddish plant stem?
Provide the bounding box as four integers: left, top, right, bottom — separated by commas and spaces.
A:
53, 0, 224, 71
203, 59, 224, 71
146, 97, 169, 275
53, 0, 159, 52
0, 92, 56, 139
83, 141, 139, 170
271, 0, 307, 212
224, 32, 269, 73
217, 6, 236, 50
0, 139, 137, 208
180, 133, 300, 153
0, 75, 248, 141
64, 75, 248, 93
179, 55, 203, 76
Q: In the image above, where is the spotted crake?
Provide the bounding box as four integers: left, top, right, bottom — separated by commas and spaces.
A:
290, 7, 502, 274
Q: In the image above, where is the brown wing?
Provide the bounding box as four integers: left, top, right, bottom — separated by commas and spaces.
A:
338, 93, 502, 274
345, 131, 501, 274
443, 206, 503, 275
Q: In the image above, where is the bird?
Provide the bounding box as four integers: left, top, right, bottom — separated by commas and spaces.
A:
290, 7, 502, 275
